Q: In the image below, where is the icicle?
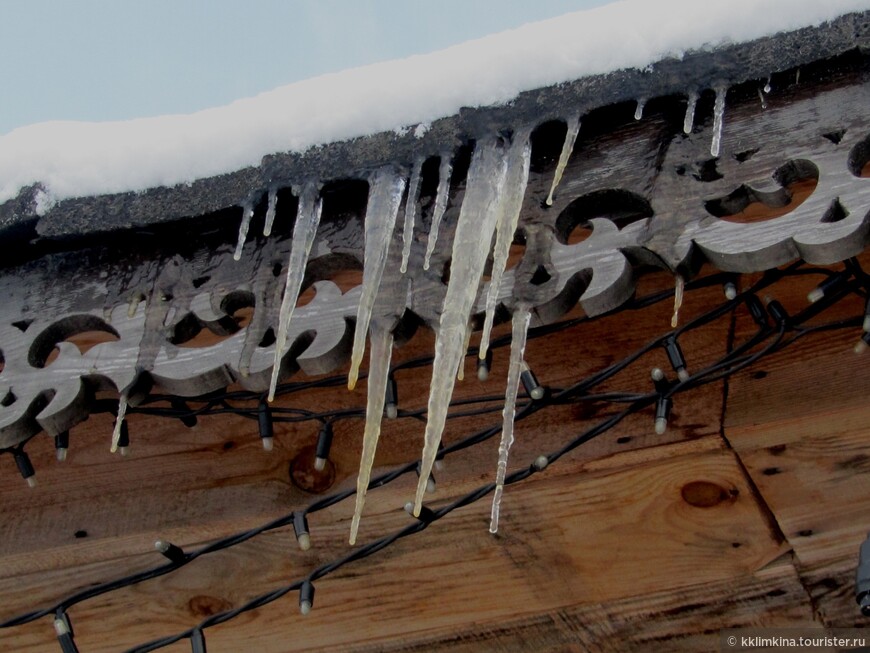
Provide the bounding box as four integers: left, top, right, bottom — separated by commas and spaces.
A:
349, 326, 394, 545
490, 307, 531, 534
423, 155, 453, 271
757, 88, 768, 110
479, 129, 532, 363
763, 76, 772, 94
110, 394, 128, 453
671, 274, 685, 328
795, 68, 800, 85
127, 292, 144, 318
268, 183, 323, 402
347, 168, 406, 390
457, 322, 473, 381
262, 187, 278, 237
545, 112, 581, 206
400, 158, 423, 274
683, 90, 699, 134
634, 98, 646, 121
710, 86, 727, 157
412, 138, 512, 517
233, 201, 254, 261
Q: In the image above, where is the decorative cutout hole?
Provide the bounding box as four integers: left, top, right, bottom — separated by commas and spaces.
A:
29, 316, 120, 368
822, 129, 846, 145
705, 159, 818, 223
733, 148, 759, 163
530, 266, 552, 286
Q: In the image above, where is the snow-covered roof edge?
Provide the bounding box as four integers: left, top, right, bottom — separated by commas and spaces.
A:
3, 3, 870, 240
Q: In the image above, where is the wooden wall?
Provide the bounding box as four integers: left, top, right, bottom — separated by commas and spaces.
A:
1, 259, 869, 651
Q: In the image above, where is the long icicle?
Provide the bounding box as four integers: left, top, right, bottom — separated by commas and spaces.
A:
347, 168, 406, 390
400, 158, 423, 274
490, 306, 531, 533
268, 183, 323, 402
349, 325, 394, 545
478, 128, 531, 363
262, 187, 278, 237
545, 112, 581, 206
233, 201, 254, 261
423, 155, 453, 271
412, 138, 513, 517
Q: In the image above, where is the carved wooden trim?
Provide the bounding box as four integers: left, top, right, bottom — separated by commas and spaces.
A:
0, 58, 869, 449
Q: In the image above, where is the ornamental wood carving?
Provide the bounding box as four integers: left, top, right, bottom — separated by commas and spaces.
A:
1, 67, 869, 449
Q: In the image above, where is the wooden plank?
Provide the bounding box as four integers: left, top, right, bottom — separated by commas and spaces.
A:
0, 438, 786, 652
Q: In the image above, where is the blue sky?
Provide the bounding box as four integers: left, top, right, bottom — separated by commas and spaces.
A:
0, 0, 609, 134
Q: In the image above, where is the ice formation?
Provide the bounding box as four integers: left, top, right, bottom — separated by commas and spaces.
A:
268, 183, 323, 402
349, 325, 394, 545
110, 395, 128, 454
412, 135, 531, 517
478, 128, 532, 363
634, 98, 646, 120
423, 155, 453, 271
683, 90, 699, 134
233, 201, 254, 261
262, 187, 279, 237
401, 158, 423, 274
489, 307, 531, 534
347, 168, 406, 391
710, 85, 727, 157
545, 113, 581, 206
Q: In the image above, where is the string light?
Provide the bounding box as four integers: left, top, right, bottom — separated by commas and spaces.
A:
54, 431, 70, 462
765, 296, 790, 326
744, 294, 769, 327
662, 336, 690, 382
2, 263, 867, 652
416, 462, 436, 494
862, 295, 870, 334
170, 398, 198, 428
519, 362, 545, 400
154, 539, 186, 564
258, 398, 274, 451
116, 420, 130, 457
13, 448, 36, 488
293, 512, 311, 551
384, 374, 398, 419
53, 613, 79, 653
190, 629, 207, 653
651, 367, 673, 435
855, 331, 870, 355
299, 580, 315, 616
405, 501, 436, 523
314, 422, 334, 472
477, 347, 493, 381
807, 270, 850, 303
723, 277, 738, 300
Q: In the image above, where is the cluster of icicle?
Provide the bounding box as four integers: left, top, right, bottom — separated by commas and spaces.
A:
134, 82, 754, 544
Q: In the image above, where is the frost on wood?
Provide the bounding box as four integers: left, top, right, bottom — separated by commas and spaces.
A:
479, 128, 532, 363
489, 306, 531, 534
268, 183, 323, 402
412, 137, 511, 517
349, 324, 394, 545
347, 168, 406, 391
423, 155, 453, 271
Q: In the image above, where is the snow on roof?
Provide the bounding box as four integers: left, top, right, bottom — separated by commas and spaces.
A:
2, 0, 869, 210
